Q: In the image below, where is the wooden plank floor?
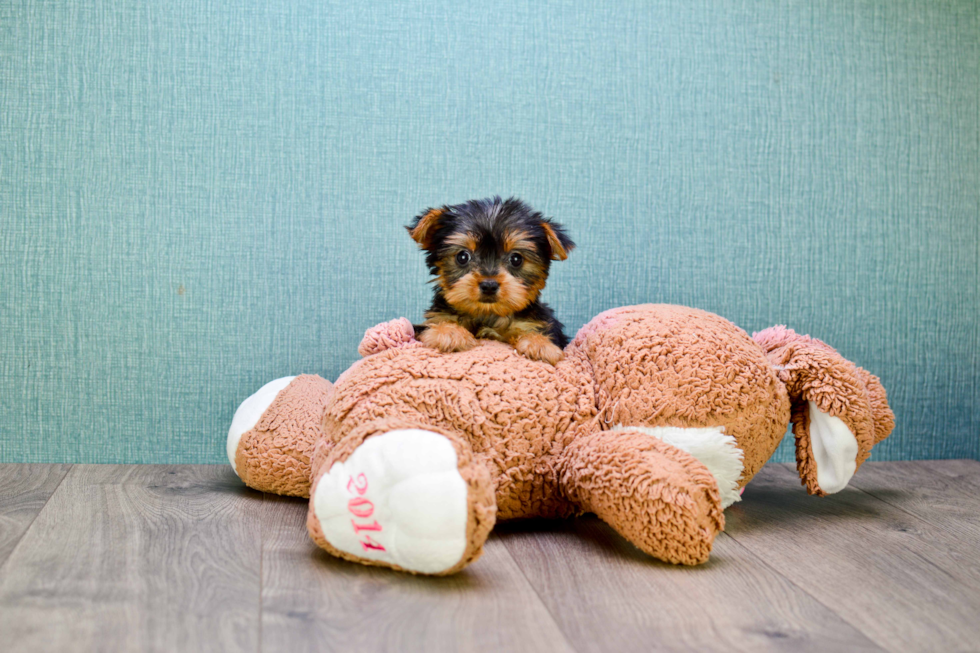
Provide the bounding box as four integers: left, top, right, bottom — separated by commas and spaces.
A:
1, 461, 978, 653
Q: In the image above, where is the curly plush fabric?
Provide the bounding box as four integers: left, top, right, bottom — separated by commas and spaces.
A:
752, 325, 895, 495
320, 339, 594, 520
229, 305, 895, 574
572, 305, 791, 486
357, 317, 416, 357
234, 374, 334, 497
560, 428, 724, 565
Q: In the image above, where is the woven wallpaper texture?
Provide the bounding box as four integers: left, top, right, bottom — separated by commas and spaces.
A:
1, 0, 977, 463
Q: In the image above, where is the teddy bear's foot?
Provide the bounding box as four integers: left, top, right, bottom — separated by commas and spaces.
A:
308, 426, 495, 575
227, 374, 334, 497
227, 376, 296, 471
560, 428, 726, 565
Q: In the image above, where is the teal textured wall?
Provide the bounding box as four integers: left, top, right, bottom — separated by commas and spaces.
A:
1, 1, 977, 464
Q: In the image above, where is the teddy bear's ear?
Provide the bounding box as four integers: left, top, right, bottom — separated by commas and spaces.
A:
540, 219, 575, 261
407, 207, 444, 249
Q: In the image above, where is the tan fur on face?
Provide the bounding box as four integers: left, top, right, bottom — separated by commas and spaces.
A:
503, 230, 536, 253
512, 331, 564, 365
520, 260, 547, 300
444, 232, 478, 250
443, 271, 530, 317
419, 321, 478, 353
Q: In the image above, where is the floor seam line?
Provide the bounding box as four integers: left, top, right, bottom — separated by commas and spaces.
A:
731, 464, 898, 650
717, 531, 891, 653
258, 491, 266, 653
846, 482, 980, 591
0, 464, 73, 575
849, 484, 952, 531
498, 537, 586, 653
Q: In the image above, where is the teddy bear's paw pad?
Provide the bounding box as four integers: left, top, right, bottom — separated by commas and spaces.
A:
227, 376, 297, 474
808, 401, 858, 494
313, 429, 469, 574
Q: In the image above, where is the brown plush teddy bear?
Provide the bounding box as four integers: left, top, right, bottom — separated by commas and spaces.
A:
227, 304, 894, 575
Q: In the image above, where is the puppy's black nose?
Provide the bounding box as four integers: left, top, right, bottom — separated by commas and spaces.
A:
479, 280, 500, 295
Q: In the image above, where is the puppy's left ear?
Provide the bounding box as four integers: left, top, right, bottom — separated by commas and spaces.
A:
541, 219, 575, 261
406, 208, 445, 249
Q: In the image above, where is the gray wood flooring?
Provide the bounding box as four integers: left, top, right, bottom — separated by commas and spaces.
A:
0, 461, 978, 653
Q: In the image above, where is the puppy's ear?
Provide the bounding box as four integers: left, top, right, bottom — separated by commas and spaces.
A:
406, 207, 444, 249
540, 219, 575, 261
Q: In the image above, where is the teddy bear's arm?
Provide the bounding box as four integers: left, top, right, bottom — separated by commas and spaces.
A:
559, 428, 725, 565
753, 326, 895, 496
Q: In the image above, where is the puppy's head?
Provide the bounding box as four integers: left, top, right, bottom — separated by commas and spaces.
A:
407, 197, 574, 317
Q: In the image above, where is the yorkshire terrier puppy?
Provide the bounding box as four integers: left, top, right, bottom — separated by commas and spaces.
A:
407, 197, 575, 365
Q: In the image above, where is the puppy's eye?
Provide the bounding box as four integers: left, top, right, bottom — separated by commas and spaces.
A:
508, 253, 524, 268
455, 251, 471, 266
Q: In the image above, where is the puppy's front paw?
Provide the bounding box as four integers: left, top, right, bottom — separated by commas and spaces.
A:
419, 322, 478, 353
514, 333, 564, 365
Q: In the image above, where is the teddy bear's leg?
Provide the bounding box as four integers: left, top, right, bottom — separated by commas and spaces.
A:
227, 374, 334, 497
306, 419, 496, 575
559, 428, 726, 565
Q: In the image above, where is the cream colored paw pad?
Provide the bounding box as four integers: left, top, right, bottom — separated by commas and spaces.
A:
313, 429, 469, 574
